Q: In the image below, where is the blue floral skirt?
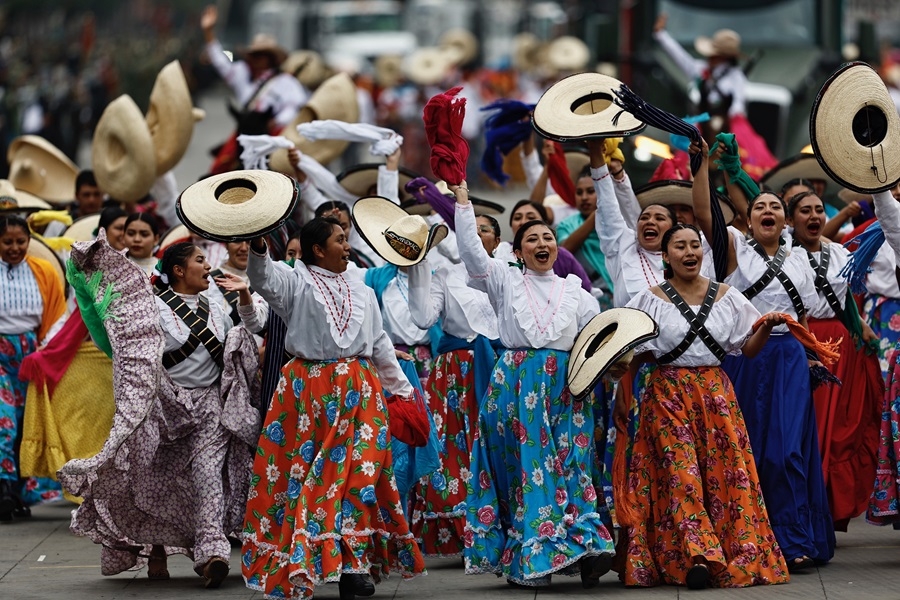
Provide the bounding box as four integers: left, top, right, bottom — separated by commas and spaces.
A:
463, 348, 614, 586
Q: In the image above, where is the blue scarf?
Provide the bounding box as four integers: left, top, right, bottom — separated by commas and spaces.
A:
365, 263, 443, 357
480, 99, 535, 185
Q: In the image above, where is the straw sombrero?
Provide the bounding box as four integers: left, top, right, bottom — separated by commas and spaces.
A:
27, 235, 66, 288
512, 33, 541, 73
92, 95, 156, 204
694, 29, 742, 59
283, 50, 328, 89
352, 196, 449, 267
158, 223, 192, 251
533, 73, 645, 142
245, 33, 287, 66
810, 61, 900, 194
7, 135, 79, 204
337, 164, 421, 202
64, 214, 102, 242
760, 153, 835, 196
146, 60, 195, 175
375, 55, 404, 89
439, 29, 478, 66
0, 180, 52, 212
635, 180, 736, 225
269, 73, 361, 173
404, 47, 451, 86
567, 308, 659, 399
547, 36, 590, 72
176, 170, 300, 243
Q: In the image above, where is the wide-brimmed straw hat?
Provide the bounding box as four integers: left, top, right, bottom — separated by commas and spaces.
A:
27, 235, 66, 288
352, 196, 449, 267
567, 308, 659, 399
439, 29, 479, 66
404, 47, 452, 86
374, 55, 404, 89
512, 32, 541, 73
245, 33, 287, 66
176, 170, 300, 243
269, 73, 361, 173
401, 181, 504, 216
810, 61, 900, 194
92, 95, 156, 204
547, 36, 590, 72
0, 179, 52, 212
158, 223, 192, 251
337, 164, 421, 202
636, 180, 736, 225
694, 29, 742, 58
283, 50, 328, 89
64, 214, 102, 242
760, 153, 842, 204
146, 60, 195, 175
533, 72, 645, 142
7, 135, 79, 204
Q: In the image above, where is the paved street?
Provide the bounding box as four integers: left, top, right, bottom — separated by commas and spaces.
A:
2, 503, 900, 600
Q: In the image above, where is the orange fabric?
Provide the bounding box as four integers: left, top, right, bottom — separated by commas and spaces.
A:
752, 313, 841, 367
25, 256, 66, 342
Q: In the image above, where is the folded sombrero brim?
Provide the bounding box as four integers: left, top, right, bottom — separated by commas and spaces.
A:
337, 164, 421, 201
810, 61, 900, 194
635, 179, 736, 225
760, 153, 835, 196
533, 72, 645, 142
176, 170, 299, 243
0, 180, 52, 212
64, 214, 102, 242
352, 196, 448, 267
27, 235, 66, 289
567, 308, 659, 399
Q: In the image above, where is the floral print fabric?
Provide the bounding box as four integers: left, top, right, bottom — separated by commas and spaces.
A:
463, 349, 615, 586
0, 332, 62, 506
622, 365, 788, 587
241, 357, 426, 599
411, 349, 476, 557
863, 294, 900, 380
869, 347, 900, 524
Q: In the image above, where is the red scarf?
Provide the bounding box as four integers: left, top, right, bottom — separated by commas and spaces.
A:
19, 308, 89, 396
546, 141, 576, 206
423, 87, 469, 185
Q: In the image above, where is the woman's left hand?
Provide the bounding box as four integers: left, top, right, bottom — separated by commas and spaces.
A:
214, 272, 248, 292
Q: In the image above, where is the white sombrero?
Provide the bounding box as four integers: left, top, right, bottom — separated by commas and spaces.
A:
404, 47, 452, 86
533, 72, 645, 142
283, 50, 328, 89
352, 196, 449, 267
176, 170, 300, 243
92, 95, 157, 204
27, 235, 66, 288
636, 180, 736, 225
0, 179, 52, 212
337, 164, 422, 202
547, 36, 590, 72
64, 214, 102, 242
7, 135, 79, 204
760, 153, 835, 196
401, 182, 504, 217
565, 148, 591, 185
810, 61, 900, 194
567, 308, 659, 399
439, 29, 478, 66
158, 223, 192, 251
146, 60, 196, 175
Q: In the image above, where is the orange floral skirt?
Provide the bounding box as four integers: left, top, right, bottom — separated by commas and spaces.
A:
622, 366, 789, 588
241, 357, 426, 599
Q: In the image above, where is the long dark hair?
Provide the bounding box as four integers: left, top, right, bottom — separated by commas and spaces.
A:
300, 217, 342, 266
154, 241, 196, 290
660, 223, 702, 280
314, 201, 350, 220
98, 206, 128, 233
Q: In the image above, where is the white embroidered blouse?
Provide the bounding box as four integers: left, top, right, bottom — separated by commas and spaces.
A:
408, 260, 499, 342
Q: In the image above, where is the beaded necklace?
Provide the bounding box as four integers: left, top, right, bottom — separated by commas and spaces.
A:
637, 247, 661, 288
523, 272, 560, 334
309, 267, 353, 336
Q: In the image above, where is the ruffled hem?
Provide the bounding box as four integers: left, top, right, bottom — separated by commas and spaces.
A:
413, 513, 467, 557
511, 272, 580, 349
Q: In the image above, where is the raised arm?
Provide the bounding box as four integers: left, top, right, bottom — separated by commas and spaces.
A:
451, 183, 504, 295
247, 239, 300, 317
295, 152, 358, 206
611, 163, 640, 229
377, 147, 402, 204
407, 260, 444, 330
691, 139, 737, 276
201, 5, 249, 89
653, 15, 704, 80
587, 139, 630, 258
873, 190, 900, 257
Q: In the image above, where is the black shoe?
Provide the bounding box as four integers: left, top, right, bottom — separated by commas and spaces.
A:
202, 557, 229, 589
0, 481, 16, 523
581, 554, 613, 588
339, 573, 375, 599
686, 564, 709, 590
787, 556, 815, 573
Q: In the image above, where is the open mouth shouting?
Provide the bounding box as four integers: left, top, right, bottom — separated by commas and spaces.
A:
759, 215, 777, 231
641, 227, 659, 243
534, 249, 552, 265
681, 257, 699, 271
806, 221, 821, 236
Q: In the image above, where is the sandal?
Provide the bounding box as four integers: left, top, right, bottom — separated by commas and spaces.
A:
787, 556, 815, 573
203, 556, 229, 589
147, 546, 169, 581
686, 563, 710, 590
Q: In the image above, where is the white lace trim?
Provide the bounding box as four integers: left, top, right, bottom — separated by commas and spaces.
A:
511, 271, 580, 348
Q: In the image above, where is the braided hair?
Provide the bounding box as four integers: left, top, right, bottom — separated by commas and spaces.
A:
153, 241, 196, 291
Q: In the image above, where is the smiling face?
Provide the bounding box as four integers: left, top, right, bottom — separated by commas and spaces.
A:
172, 248, 211, 294
575, 175, 596, 218
226, 241, 250, 270
314, 224, 351, 273
510, 204, 544, 235
637, 205, 674, 252
515, 223, 557, 273
788, 194, 826, 247
125, 219, 159, 259
662, 227, 703, 281
749, 193, 786, 245
0, 224, 29, 266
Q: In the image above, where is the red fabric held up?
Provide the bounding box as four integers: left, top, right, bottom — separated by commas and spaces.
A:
423, 87, 470, 185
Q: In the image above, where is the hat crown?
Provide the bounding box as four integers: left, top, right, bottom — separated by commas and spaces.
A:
384, 215, 430, 260
712, 29, 740, 55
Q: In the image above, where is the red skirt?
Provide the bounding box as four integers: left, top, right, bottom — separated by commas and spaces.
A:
809, 317, 883, 530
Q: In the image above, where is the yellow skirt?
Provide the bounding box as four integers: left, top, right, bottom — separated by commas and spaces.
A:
20, 341, 114, 502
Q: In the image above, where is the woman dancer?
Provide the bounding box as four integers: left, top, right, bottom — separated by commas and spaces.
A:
622, 223, 789, 588
406, 213, 501, 556
242, 217, 426, 599
452, 183, 615, 588
0, 215, 65, 521
123, 213, 161, 275
787, 190, 882, 531
691, 140, 834, 570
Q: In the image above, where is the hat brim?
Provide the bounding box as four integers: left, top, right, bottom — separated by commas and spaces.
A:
0, 187, 52, 212
810, 61, 900, 194
176, 170, 300, 243
158, 224, 192, 251
64, 214, 102, 242
533, 72, 645, 142
635, 179, 736, 225
7, 135, 79, 203
27, 235, 66, 290
337, 164, 422, 201
352, 196, 448, 267
146, 60, 194, 175
567, 308, 659, 399
760, 154, 834, 195
400, 195, 504, 217
92, 95, 156, 203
